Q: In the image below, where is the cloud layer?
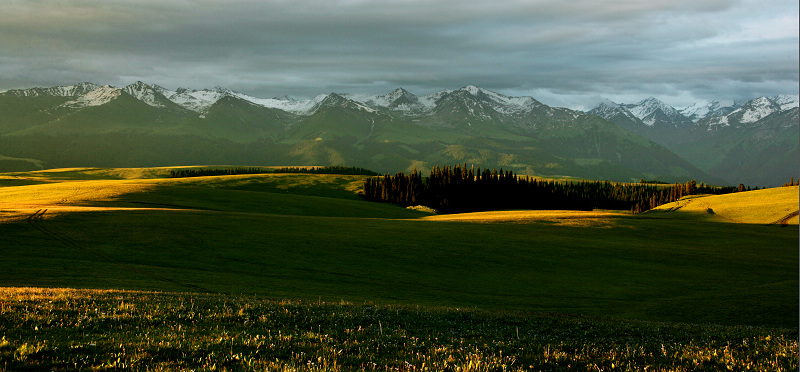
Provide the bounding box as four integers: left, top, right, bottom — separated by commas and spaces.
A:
1, 0, 797, 109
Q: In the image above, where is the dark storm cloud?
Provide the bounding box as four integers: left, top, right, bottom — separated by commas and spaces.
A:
1, 0, 797, 108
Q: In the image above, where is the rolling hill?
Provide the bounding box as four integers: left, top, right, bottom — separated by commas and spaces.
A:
0, 167, 796, 328
647, 185, 799, 225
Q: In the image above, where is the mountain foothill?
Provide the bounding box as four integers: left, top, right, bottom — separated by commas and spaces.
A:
1, 81, 796, 187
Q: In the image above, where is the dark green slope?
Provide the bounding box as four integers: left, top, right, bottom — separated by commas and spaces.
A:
707, 108, 800, 186
276, 93, 706, 181
588, 97, 799, 186
417, 90, 541, 141
286, 94, 385, 142
6, 91, 187, 136
0, 93, 72, 134
177, 95, 297, 142
671, 108, 799, 186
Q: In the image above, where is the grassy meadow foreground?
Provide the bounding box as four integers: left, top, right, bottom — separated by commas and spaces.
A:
0, 167, 797, 370
1, 287, 797, 371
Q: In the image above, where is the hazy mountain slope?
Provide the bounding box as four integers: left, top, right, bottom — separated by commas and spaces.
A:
680, 100, 737, 122
678, 107, 800, 186
6, 90, 188, 136
0, 94, 72, 134
175, 95, 297, 142
589, 95, 799, 186
623, 97, 693, 129
586, 100, 645, 135
0, 83, 104, 134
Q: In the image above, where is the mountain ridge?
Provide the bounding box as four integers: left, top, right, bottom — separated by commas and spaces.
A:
588, 95, 798, 186
1, 81, 795, 186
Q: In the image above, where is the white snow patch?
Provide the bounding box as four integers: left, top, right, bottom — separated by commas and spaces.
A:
229, 92, 328, 115
680, 101, 716, 121
455, 86, 539, 116
597, 98, 619, 108
738, 97, 775, 124
771, 94, 799, 110
707, 116, 730, 130
463, 85, 481, 96
419, 90, 451, 109
159, 88, 226, 112
123, 82, 164, 108
8, 83, 100, 97
341, 93, 380, 105
61, 86, 121, 108
338, 89, 427, 113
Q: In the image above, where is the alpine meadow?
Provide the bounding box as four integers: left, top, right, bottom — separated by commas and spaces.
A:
0, 80, 798, 370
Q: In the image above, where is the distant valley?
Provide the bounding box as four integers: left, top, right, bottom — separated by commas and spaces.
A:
1, 82, 796, 186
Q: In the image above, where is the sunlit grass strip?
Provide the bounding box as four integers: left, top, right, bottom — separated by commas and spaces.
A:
420, 210, 627, 227
1, 288, 797, 371
650, 186, 799, 225
0, 172, 368, 208
0, 179, 156, 207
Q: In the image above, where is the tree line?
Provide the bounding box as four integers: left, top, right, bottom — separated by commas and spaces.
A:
362, 164, 743, 214
272, 166, 378, 176
170, 165, 378, 178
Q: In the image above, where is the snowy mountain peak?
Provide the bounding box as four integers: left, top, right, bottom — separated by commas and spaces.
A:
591, 99, 622, 111
598, 98, 620, 108
377, 88, 425, 112
635, 97, 680, 115
733, 96, 782, 124
680, 100, 726, 122
587, 99, 642, 125
311, 93, 377, 114
384, 87, 417, 101
461, 85, 483, 96
339, 87, 423, 113
420, 90, 452, 107
61, 85, 122, 108
770, 94, 799, 110
623, 97, 686, 126
388, 87, 413, 97
320, 92, 347, 104
62, 82, 102, 96
158, 87, 227, 112
444, 86, 542, 116
126, 80, 149, 89
696, 95, 797, 130
123, 81, 166, 108
5, 82, 101, 97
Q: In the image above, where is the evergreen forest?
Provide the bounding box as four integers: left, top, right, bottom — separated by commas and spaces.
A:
169, 165, 378, 178
363, 164, 742, 213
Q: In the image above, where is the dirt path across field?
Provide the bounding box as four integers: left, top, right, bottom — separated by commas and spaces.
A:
770, 210, 800, 226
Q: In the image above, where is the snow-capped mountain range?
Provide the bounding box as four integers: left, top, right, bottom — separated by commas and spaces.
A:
589, 94, 798, 130
1, 82, 553, 119
679, 100, 736, 122
701, 95, 799, 129
1, 81, 796, 186
5, 82, 101, 98
587, 93, 799, 187
5, 81, 795, 126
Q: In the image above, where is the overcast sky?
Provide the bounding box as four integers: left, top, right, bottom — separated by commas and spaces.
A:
1, 0, 797, 109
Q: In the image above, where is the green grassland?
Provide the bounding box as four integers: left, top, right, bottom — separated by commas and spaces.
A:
0, 167, 797, 370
